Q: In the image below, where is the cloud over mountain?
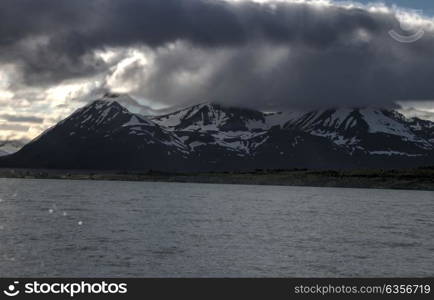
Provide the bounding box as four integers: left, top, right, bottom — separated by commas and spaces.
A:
1, 0, 434, 139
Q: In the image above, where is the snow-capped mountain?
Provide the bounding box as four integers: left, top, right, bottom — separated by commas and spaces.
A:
52, 98, 187, 152
1, 94, 433, 171
1, 97, 189, 171
153, 103, 268, 132
152, 103, 271, 158
282, 108, 433, 157
153, 103, 434, 160
407, 117, 434, 144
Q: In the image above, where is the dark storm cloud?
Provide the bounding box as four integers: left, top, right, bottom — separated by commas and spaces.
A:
0, 0, 105, 85
0, 0, 434, 109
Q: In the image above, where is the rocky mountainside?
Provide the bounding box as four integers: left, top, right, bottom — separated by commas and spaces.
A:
0, 97, 189, 171
153, 104, 434, 167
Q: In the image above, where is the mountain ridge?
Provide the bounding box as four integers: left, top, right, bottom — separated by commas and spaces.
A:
1, 95, 433, 171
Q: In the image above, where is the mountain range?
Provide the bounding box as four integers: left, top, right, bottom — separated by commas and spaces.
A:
0, 140, 26, 157
1, 94, 433, 172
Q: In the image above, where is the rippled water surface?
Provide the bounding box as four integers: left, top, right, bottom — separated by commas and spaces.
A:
0, 178, 433, 277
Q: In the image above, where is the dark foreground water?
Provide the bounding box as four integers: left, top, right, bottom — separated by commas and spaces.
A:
0, 178, 432, 277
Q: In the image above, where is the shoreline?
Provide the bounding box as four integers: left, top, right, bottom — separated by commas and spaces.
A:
1, 168, 433, 191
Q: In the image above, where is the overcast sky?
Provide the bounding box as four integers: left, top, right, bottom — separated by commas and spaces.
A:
1, 0, 434, 140
360, 0, 434, 14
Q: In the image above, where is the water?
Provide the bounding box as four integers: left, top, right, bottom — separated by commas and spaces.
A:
0, 178, 432, 277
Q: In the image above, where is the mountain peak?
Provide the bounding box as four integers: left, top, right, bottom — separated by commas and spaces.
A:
103, 92, 122, 99
152, 101, 267, 132
59, 97, 135, 133
101, 92, 135, 102
88, 99, 124, 109
85, 93, 136, 113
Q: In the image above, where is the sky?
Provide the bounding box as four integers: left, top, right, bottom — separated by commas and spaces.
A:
1, 0, 434, 140
361, 1, 434, 14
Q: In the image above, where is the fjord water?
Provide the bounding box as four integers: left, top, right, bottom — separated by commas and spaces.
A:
0, 179, 432, 277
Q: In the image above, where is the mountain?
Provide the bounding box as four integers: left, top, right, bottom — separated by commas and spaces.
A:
151, 103, 349, 169
0, 140, 25, 156
282, 108, 433, 156
407, 117, 434, 144
153, 103, 268, 132
153, 104, 434, 167
0, 96, 189, 171
152, 103, 270, 167
1, 94, 433, 171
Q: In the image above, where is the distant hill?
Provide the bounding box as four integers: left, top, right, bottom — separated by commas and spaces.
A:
0, 140, 26, 156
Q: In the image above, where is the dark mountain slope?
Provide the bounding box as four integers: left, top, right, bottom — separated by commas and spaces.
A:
0, 100, 190, 171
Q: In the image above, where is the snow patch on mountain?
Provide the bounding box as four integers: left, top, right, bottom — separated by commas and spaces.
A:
360, 109, 418, 140
369, 151, 424, 157
153, 103, 268, 132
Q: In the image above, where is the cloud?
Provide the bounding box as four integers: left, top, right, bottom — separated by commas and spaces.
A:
0, 0, 433, 116
398, 107, 434, 121
397, 100, 434, 121
0, 123, 29, 132
0, 114, 44, 123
